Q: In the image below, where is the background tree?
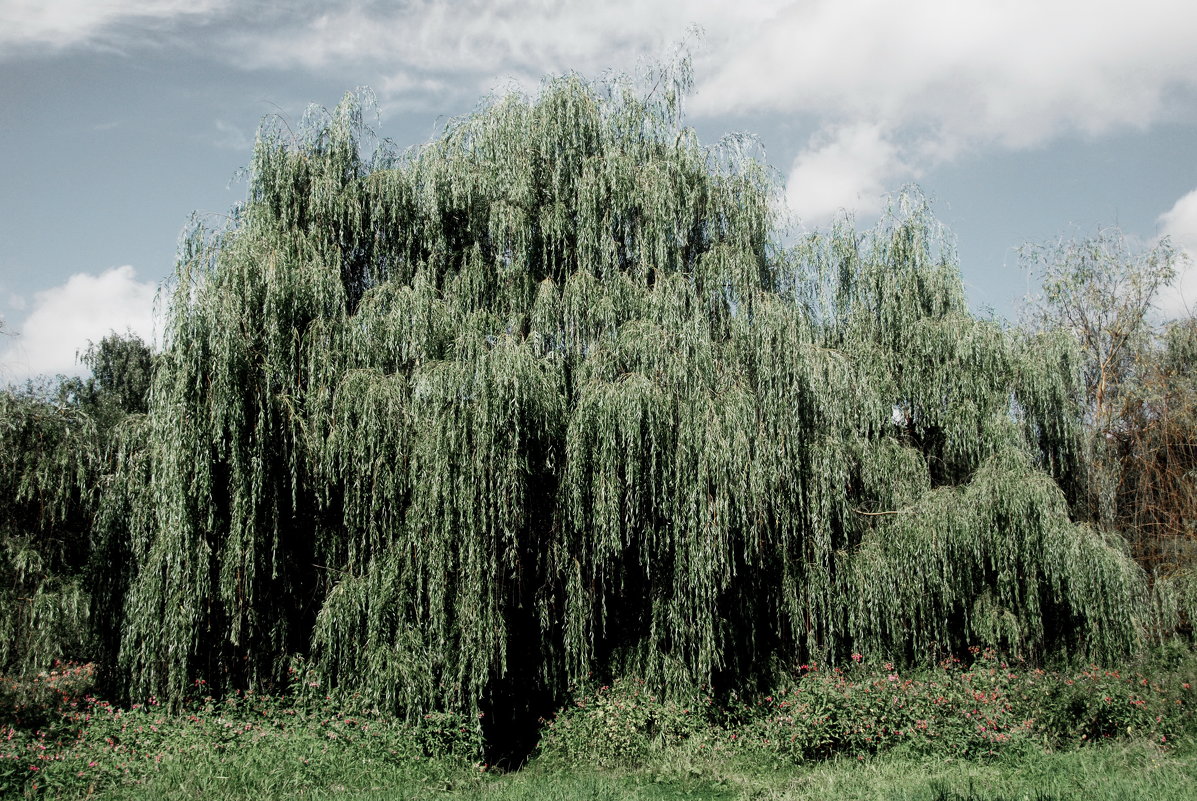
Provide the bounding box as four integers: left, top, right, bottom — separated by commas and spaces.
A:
81, 332, 154, 418
1110, 318, 1197, 634
0, 381, 98, 677
1021, 229, 1178, 426
1022, 229, 1195, 630
0, 332, 154, 681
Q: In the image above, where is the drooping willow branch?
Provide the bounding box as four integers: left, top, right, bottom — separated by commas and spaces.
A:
88, 70, 1157, 722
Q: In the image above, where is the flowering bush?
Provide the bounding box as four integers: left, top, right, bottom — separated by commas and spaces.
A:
537, 647, 1195, 766
0, 661, 97, 730
734, 648, 1194, 761
1, 662, 102, 798
1, 647, 1193, 795
740, 654, 1039, 759
1035, 663, 1191, 745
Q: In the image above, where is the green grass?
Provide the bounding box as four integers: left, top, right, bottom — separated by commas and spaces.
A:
4, 651, 1194, 799
75, 740, 1196, 801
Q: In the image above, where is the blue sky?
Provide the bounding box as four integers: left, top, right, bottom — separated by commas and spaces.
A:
2, 0, 1196, 381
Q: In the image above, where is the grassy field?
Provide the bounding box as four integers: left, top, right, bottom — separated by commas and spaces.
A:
18, 738, 1196, 800
3, 650, 1194, 799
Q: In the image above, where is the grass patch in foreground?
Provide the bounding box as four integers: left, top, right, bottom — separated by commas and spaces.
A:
4, 649, 1194, 799
468, 742, 1193, 801
82, 740, 1195, 801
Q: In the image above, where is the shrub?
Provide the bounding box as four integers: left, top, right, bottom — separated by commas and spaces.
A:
741, 648, 1195, 760
538, 678, 709, 766
739, 652, 1038, 760
537, 647, 1196, 767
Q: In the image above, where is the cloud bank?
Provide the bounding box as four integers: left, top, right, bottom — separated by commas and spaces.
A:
1157, 189, 1197, 319
220, 1, 1197, 223
783, 123, 916, 224
693, 0, 1197, 223
0, 266, 157, 383
5, 0, 1197, 234
694, 0, 1197, 140
0, 0, 229, 54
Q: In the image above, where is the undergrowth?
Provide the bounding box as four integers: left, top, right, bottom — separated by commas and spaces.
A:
538, 645, 1196, 766
1, 646, 1193, 798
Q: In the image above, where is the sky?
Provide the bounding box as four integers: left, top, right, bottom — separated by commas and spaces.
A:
2, 0, 1196, 382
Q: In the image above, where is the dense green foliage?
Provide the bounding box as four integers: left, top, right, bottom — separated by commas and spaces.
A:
0, 387, 94, 678
106, 72, 1146, 715
542, 647, 1196, 765
0, 334, 153, 683
1, 67, 1193, 761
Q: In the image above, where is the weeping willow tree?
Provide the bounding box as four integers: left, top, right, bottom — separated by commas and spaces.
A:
0, 387, 96, 676
101, 67, 1154, 745
0, 335, 154, 681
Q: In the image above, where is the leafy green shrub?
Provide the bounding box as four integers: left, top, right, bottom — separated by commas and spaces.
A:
738, 648, 1194, 761
538, 678, 709, 766
0, 661, 97, 730
541, 647, 1195, 768
2, 648, 1194, 796
1034, 653, 1195, 746
737, 652, 1039, 760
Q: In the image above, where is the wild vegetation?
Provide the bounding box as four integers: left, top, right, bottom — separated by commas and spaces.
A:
2, 649, 1194, 798
1, 60, 1195, 796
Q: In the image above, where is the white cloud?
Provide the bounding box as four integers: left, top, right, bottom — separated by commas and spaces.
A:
783, 123, 915, 225
0, 0, 228, 54
1157, 189, 1197, 319
692, 0, 1197, 147
228, 1, 780, 107
0, 266, 157, 383
207, 2, 1197, 151
205, 1, 1197, 206
11, 1, 1193, 161
242, 1, 688, 71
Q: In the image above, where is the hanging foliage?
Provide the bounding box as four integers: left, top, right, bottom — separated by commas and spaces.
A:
0, 387, 96, 677
0, 330, 158, 676
89, 68, 1158, 739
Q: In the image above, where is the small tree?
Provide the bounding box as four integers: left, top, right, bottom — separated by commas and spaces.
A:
0, 384, 98, 677
1021, 229, 1179, 426
79, 332, 155, 425
0, 333, 156, 681
1022, 229, 1196, 633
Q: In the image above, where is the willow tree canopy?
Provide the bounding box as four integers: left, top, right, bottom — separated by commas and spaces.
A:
98, 72, 1151, 724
